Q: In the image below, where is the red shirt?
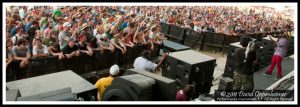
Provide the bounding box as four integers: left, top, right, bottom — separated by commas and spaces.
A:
176, 90, 189, 101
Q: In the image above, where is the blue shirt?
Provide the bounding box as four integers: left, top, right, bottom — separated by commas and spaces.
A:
25, 23, 32, 33
122, 21, 127, 29
10, 27, 17, 37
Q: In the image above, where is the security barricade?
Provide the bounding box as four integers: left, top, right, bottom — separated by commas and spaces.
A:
166, 25, 185, 44
202, 32, 225, 52
6, 43, 161, 82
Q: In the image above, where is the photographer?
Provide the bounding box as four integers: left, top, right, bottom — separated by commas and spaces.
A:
233, 36, 257, 91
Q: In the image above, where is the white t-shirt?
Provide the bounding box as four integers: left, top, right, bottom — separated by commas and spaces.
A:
33, 45, 48, 55
133, 57, 157, 72
93, 29, 98, 36
149, 32, 155, 39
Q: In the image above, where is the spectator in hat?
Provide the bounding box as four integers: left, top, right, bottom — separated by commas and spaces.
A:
52, 6, 63, 18
58, 22, 76, 50
95, 64, 120, 101
81, 23, 94, 46
62, 39, 80, 59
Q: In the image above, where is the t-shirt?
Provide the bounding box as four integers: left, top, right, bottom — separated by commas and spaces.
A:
76, 42, 88, 50
149, 32, 155, 39
33, 45, 48, 55
176, 90, 189, 101
25, 23, 32, 33
43, 37, 57, 47
19, 8, 26, 19
133, 57, 157, 72
122, 21, 127, 29
10, 27, 17, 37
53, 9, 62, 17
58, 31, 73, 49
12, 46, 30, 57
62, 45, 79, 54
274, 38, 288, 58
95, 76, 114, 101
99, 39, 110, 47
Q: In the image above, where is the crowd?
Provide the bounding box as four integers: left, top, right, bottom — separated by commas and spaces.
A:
5, 5, 294, 101
5, 5, 294, 74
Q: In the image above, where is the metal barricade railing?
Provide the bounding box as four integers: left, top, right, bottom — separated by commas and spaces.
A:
6, 44, 162, 82
161, 23, 291, 54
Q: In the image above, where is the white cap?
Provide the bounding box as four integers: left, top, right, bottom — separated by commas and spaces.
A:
63, 22, 71, 27
109, 64, 119, 76
64, 17, 69, 20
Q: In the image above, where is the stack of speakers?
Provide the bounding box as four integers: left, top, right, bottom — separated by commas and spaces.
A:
184, 29, 204, 49
124, 68, 177, 101
102, 74, 155, 101
223, 42, 242, 78
162, 50, 216, 98
260, 37, 276, 68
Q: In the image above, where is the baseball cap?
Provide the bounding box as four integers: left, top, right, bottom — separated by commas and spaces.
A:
63, 22, 72, 27
109, 64, 119, 76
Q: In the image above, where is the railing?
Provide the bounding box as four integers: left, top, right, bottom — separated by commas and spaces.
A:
6, 43, 160, 82
160, 22, 290, 53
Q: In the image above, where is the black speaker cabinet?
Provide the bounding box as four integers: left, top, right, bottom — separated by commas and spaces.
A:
223, 42, 242, 78
162, 40, 190, 52
102, 74, 155, 101
287, 36, 294, 56
162, 50, 216, 98
124, 68, 177, 101
218, 77, 234, 90
260, 37, 276, 68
